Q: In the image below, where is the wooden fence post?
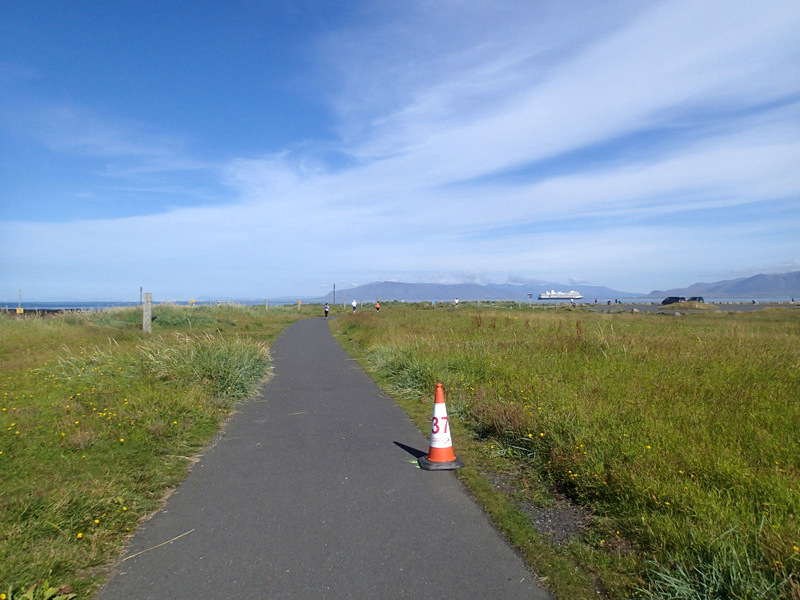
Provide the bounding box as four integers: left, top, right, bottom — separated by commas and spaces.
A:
143, 293, 152, 334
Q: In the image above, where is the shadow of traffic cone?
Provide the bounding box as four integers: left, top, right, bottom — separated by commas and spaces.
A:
419, 383, 464, 471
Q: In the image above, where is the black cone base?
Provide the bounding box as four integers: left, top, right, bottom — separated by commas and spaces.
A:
418, 455, 464, 471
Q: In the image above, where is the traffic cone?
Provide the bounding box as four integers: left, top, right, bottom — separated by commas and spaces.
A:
419, 383, 464, 471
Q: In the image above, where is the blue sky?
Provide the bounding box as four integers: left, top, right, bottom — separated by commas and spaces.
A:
2, 0, 799, 301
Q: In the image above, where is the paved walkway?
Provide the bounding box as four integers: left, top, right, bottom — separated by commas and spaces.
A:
95, 318, 551, 599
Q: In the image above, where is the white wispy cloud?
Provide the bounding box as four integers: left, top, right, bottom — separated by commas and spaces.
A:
327, 0, 799, 185
2, 0, 799, 299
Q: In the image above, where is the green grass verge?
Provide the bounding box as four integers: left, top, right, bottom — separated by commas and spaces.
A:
330, 302, 800, 600
0, 304, 316, 598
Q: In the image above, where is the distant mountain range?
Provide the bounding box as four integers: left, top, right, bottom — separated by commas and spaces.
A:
321, 280, 636, 303
319, 271, 800, 303
647, 271, 800, 298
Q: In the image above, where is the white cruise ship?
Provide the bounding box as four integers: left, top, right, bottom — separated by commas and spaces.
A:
538, 290, 583, 300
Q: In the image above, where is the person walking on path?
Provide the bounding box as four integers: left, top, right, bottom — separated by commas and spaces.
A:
351, 299, 357, 312
324, 303, 329, 318
375, 300, 380, 312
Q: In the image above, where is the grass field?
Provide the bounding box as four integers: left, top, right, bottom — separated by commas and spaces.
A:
3, 301, 798, 599
331, 303, 800, 599
0, 303, 316, 599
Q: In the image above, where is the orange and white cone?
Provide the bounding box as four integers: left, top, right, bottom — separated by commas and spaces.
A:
419, 383, 464, 471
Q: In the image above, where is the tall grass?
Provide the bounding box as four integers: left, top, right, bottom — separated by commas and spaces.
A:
138, 333, 270, 401
0, 304, 311, 598
332, 304, 800, 599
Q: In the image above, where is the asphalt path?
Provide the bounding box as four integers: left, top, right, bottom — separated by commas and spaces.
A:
95, 317, 551, 600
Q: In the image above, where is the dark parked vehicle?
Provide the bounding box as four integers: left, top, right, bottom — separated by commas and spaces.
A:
687, 297, 705, 302
661, 296, 685, 305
